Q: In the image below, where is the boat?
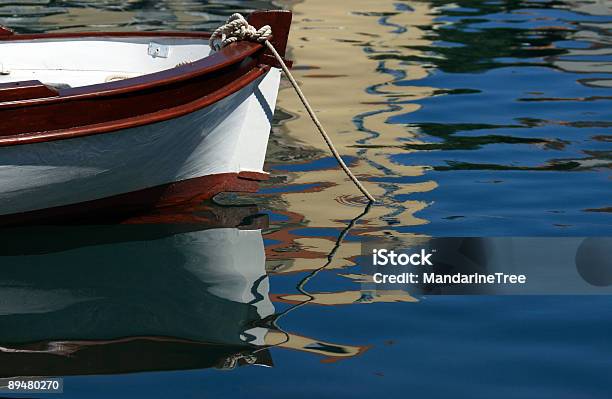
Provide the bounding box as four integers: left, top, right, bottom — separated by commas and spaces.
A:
0, 10, 292, 226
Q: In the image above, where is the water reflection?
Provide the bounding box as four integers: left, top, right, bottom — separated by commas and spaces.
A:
0, 205, 270, 376
0, 202, 372, 378
266, 0, 610, 242
270, 0, 438, 229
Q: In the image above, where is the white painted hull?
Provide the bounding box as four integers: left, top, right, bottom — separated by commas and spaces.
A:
0, 68, 281, 217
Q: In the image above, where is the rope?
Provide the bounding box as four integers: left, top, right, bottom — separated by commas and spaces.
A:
210, 13, 376, 203
210, 13, 272, 51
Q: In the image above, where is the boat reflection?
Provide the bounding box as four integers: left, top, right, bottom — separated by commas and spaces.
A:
0, 202, 368, 377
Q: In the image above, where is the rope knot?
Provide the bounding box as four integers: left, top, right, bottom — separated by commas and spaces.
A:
210, 13, 272, 52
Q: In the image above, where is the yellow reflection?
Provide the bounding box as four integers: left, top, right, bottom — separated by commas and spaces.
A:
270, 0, 439, 232
265, 331, 369, 362
272, 290, 418, 305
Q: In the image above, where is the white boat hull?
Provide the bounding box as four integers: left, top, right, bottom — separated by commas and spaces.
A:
0, 68, 281, 217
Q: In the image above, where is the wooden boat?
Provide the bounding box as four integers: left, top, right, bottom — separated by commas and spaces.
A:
0, 10, 291, 225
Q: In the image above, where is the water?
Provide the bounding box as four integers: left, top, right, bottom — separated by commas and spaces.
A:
1, 0, 611, 398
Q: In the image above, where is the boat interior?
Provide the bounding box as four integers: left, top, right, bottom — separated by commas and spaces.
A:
0, 37, 212, 89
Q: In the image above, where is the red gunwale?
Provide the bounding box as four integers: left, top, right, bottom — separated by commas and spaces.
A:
0, 66, 270, 146
0, 10, 292, 147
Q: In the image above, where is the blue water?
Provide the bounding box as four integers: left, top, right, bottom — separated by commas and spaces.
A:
16, 296, 612, 399
1, 1, 612, 398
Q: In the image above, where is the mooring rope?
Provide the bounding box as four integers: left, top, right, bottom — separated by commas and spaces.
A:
210, 13, 376, 202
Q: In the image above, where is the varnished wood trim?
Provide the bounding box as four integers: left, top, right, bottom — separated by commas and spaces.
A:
248, 10, 292, 62
0, 80, 58, 101
0, 66, 269, 146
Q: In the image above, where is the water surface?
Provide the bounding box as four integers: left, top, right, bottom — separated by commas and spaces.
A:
1, 0, 611, 398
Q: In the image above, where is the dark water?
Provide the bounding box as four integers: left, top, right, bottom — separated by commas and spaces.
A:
1, 1, 612, 398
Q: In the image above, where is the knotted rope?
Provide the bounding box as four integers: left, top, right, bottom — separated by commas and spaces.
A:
210, 13, 272, 51
210, 13, 375, 203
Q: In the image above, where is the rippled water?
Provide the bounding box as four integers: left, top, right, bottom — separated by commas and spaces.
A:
1, 1, 611, 398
